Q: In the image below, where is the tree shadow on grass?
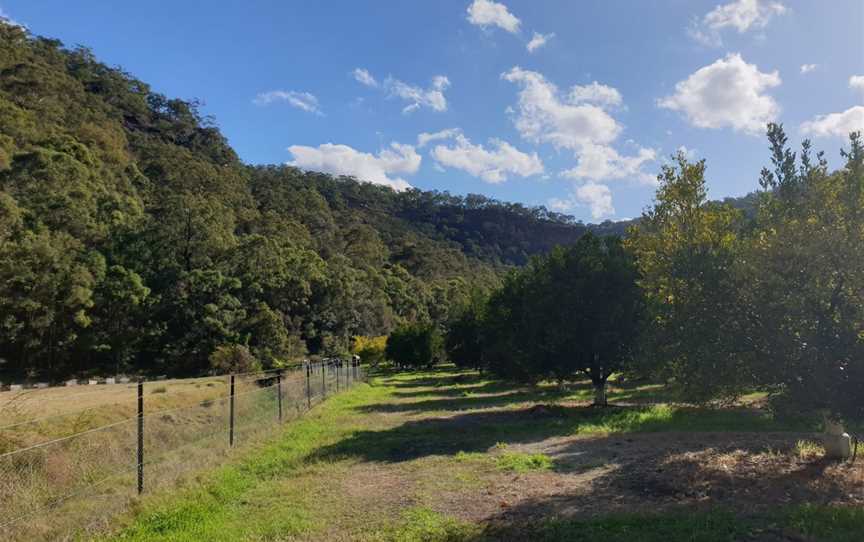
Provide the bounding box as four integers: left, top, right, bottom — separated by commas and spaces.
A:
316, 402, 806, 465
356, 388, 577, 414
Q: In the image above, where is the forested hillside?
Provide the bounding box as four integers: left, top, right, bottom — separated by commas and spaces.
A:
0, 24, 610, 380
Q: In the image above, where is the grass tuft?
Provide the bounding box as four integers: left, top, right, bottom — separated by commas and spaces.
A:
495, 452, 553, 472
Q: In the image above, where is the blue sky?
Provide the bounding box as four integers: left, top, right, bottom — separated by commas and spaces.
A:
2, 1, 862, 222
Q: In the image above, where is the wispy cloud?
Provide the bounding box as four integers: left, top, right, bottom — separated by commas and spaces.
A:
353, 69, 451, 114
352, 68, 378, 88
688, 0, 787, 47
253, 90, 323, 115
527, 32, 555, 53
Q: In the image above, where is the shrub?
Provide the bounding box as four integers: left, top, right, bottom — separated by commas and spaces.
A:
209, 344, 261, 374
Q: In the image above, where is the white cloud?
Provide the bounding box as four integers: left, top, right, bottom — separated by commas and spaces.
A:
689, 0, 786, 46
386, 74, 450, 114
253, 90, 323, 115
351, 69, 451, 114
800, 64, 818, 75
501, 67, 656, 183
430, 134, 543, 183
527, 32, 554, 53
568, 81, 623, 108
466, 0, 521, 34
502, 67, 621, 149
561, 144, 657, 185
800, 107, 864, 139
287, 142, 420, 191
353, 68, 378, 88
705, 0, 786, 32
417, 128, 462, 147
548, 182, 615, 219
658, 53, 781, 134
850, 75, 864, 95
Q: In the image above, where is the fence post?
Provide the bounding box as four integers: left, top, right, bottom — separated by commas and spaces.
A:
336, 361, 340, 393
229, 374, 236, 447
322, 362, 326, 398
277, 371, 283, 423
306, 363, 311, 409
137, 379, 144, 495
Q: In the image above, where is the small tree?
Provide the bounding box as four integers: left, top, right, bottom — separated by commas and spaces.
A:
444, 291, 487, 373
626, 152, 750, 404
209, 344, 260, 374
482, 234, 644, 405
745, 127, 864, 440
385, 323, 442, 370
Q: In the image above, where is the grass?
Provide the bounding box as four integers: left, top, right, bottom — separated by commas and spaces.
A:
0, 369, 852, 542
0, 367, 347, 541
794, 439, 825, 460
100, 366, 862, 542
495, 452, 553, 472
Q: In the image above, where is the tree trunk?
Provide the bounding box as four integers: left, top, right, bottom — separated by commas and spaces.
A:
593, 380, 607, 407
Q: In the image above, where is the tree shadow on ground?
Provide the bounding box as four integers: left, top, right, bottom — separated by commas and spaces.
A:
316, 401, 806, 465
356, 388, 579, 414
465, 435, 863, 542
388, 379, 523, 399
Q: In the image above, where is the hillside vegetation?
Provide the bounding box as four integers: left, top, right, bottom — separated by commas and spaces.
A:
0, 24, 621, 381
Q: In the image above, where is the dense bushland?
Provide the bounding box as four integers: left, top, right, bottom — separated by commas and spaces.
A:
0, 23, 616, 380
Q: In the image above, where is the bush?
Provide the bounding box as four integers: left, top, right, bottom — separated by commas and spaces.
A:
385, 323, 443, 370
209, 344, 261, 374
352, 335, 387, 366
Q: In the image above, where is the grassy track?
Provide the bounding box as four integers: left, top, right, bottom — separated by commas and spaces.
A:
109, 368, 863, 541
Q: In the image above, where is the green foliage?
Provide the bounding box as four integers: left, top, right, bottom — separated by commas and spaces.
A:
209, 344, 260, 374
626, 152, 750, 404
479, 234, 644, 404
744, 127, 864, 422
444, 290, 487, 372
385, 323, 443, 369
629, 126, 864, 423
0, 28, 598, 380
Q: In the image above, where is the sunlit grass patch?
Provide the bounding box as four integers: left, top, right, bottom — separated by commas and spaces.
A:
495, 452, 553, 472
793, 439, 825, 460
381, 506, 480, 542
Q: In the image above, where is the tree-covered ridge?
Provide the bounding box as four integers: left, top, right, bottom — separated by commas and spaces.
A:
0, 23, 606, 380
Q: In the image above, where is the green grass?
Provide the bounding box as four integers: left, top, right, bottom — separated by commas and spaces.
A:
495, 452, 553, 472
107, 367, 856, 542
380, 507, 481, 542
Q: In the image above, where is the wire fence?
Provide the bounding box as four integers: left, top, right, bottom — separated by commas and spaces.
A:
0, 359, 365, 541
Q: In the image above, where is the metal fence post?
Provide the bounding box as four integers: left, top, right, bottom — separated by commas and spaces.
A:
322, 362, 326, 398
336, 361, 340, 393
229, 374, 236, 447
277, 371, 283, 423
137, 379, 144, 495
306, 363, 312, 409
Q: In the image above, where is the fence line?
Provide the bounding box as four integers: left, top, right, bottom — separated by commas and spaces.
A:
0, 366, 313, 433
0, 358, 365, 541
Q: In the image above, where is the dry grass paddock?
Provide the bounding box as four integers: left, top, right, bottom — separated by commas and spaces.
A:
0, 363, 357, 541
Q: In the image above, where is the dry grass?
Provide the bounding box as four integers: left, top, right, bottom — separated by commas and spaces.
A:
0, 364, 356, 541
